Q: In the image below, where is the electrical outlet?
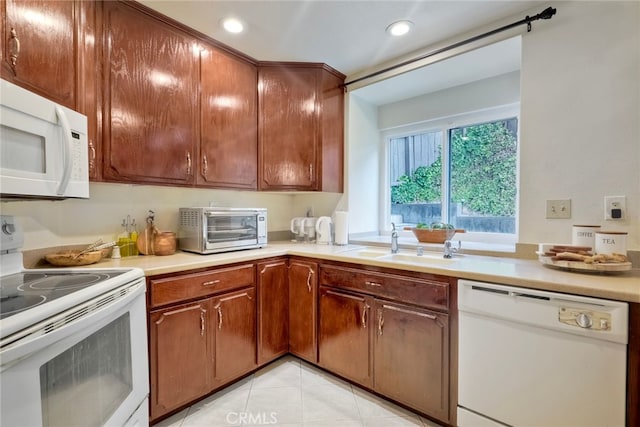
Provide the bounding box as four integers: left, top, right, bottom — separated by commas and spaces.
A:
604, 196, 626, 220
546, 199, 571, 219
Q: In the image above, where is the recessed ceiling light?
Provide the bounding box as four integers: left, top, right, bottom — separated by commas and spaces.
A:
221, 17, 244, 34
386, 20, 413, 36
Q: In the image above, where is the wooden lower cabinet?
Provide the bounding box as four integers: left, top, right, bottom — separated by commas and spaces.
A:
318, 287, 373, 388
148, 264, 257, 422
257, 259, 289, 365
288, 259, 318, 362
374, 300, 450, 420
149, 259, 455, 425
149, 300, 213, 419
212, 288, 257, 384
318, 264, 453, 425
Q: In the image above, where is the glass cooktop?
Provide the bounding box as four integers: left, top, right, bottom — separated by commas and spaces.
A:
0, 271, 126, 319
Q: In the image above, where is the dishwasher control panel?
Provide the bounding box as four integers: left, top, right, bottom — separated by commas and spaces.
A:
559, 307, 611, 330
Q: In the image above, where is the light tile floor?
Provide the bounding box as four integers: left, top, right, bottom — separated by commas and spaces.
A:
154, 355, 443, 427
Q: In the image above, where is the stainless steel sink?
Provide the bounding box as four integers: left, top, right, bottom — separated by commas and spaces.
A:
377, 252, 458, 264
345, 247, 459, 264
346, 248, 391, 258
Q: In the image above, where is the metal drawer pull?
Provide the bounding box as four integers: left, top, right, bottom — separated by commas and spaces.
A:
365, 281, 382, 287
378, 310, 384, 335
186, 151, 192, 176
202, 279, 221, 286
200, 311, 205, 336
306, 269, 314, 292
361, 303, 370, 328
217, 306, 223, 329
9, 28, 20, 68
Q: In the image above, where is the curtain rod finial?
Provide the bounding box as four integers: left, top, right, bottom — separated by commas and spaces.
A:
539, 7, 557, 20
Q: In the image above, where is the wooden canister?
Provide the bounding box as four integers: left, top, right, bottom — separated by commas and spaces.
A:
154, 232, 176, 256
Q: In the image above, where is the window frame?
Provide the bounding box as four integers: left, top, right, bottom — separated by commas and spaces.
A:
380, 103, 521, 244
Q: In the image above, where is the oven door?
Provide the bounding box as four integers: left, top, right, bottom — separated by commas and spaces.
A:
204, 212, 263, 251
0, 279, 148, 427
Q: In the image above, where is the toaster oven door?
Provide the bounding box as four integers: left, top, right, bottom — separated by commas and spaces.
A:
204, 213, 261, 251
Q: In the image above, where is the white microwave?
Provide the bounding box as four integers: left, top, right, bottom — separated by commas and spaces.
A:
0, 79, 89, 200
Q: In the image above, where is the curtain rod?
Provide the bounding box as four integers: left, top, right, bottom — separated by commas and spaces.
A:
344, 6, 557, 88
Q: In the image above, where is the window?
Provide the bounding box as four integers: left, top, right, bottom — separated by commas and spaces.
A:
388, 112, 518, 237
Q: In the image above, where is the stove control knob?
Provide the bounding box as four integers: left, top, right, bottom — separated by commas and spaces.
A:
576, 312, 593, 329
2, 222, 16, 235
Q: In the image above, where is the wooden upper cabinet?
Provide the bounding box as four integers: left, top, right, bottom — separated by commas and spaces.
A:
101, 1, 199, 186
2, 0, 77, 108
198, 46, 258, 189
258, 63, 345, 192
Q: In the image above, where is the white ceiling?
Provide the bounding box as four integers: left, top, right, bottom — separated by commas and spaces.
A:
139, 0, 545, 104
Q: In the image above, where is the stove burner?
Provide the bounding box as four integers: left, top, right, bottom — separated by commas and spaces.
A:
21, 274, 105, 291
0, 294, 46, 319
1, 271, 126, 320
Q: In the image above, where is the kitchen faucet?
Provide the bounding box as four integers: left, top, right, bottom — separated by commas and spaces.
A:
443, 239, 460, 259
391, 223, 399, 254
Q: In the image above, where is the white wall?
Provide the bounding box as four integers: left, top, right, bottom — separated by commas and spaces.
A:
345, 94, 381, 233
378, 70, 521, 130
346, 1, 640, 250
519, 0, 639, 248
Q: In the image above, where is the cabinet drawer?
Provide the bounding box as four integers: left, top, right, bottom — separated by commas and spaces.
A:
150, 264, 255, 307
319, 266, 448, 311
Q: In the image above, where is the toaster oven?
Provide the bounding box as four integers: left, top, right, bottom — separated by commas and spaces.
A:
178, 208, 267, 254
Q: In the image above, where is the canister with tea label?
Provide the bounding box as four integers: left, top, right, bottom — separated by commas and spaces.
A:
594, 231, 627, 255
571, 225, 600, 249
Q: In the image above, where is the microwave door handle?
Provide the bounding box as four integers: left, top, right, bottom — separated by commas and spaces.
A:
55, 106, 73, 196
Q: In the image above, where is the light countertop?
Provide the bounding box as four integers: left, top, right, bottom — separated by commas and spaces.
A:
75, 241, 640, 303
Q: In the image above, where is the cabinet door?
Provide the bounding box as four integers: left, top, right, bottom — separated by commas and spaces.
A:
199, 47, 257, 189
258, 65, 319, 190
288, 260, 318, 362
102, 1, 198, 185
213, 287, 257, 385
2, 0, 77, 108
318, 287, 372, 387
150, 300, 213, 420
374, 300, 450, 421
257, 260, 289, 365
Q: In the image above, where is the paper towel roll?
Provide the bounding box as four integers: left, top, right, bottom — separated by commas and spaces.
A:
334, 211, 349, 245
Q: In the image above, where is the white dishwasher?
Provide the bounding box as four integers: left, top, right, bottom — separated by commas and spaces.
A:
457, 279, 628, 427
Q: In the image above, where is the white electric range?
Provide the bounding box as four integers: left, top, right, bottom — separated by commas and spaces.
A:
0, 215, 149, 427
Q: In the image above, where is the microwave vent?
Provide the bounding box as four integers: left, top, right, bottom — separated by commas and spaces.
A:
181, 209, 199, 228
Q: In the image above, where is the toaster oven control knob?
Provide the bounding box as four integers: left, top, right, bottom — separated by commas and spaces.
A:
576, 312, 593, 329
2, 222, 15, 235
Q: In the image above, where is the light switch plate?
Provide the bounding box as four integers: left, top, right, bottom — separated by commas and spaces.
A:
604, 196, 626, 220
546, 199, 571, 219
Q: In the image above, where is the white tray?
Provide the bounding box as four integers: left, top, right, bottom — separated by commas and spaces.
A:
538, 255, 632, 272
